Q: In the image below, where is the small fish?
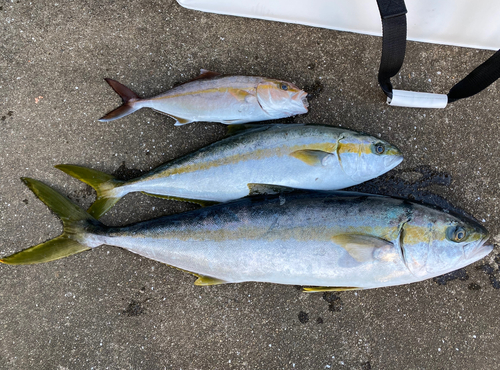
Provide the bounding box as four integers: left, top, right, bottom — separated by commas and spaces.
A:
55, 124, 403, 219
1, 179, 491, 292
99, 69, 309, 125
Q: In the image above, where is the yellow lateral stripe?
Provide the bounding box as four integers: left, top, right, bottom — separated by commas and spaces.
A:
147, 224, 440, 244
338, 142, 372, 155
149, 142, 339, 180
149, 83, 302, 101
149, 141, 382, 180
149, 86, 256, 101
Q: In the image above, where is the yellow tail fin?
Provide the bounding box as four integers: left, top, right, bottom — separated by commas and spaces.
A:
1, 178, 102, 265
55, 164, 125, 219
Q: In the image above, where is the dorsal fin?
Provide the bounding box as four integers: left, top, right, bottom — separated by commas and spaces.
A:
199, 69, 221, 78
185, 69, 222, 83
225, 124, 270, 137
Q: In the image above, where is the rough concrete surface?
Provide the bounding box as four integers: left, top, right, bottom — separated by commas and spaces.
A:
1, 1, 499, 369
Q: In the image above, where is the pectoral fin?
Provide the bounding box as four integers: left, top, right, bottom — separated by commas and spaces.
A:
194, 275, 227, 286
247, 183, 296, 196
290, 150, 333, 166
332, 234, 394, 263
141, 192, 219, 207
228, 88, 253, 102
303, 286, 362, 292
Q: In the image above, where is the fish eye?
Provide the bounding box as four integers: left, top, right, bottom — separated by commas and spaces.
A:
280, 84, 288, 91
374, 144, 385, 155
447, 226, 467, 242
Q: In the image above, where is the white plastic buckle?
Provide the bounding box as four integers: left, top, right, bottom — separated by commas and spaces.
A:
387, 90, 448, 108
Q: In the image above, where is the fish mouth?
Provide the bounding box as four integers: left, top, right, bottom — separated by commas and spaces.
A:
301, 92, 309, 108
466, 236, 493, 261
383, 154, 404, 169
293, 90, 309, 109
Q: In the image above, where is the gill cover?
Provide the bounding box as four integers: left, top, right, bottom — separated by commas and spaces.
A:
398, 206, 491, 277
337, 133, 403, 183
256, 80, 308, 117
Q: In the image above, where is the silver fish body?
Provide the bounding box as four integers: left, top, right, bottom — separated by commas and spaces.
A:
83, 191, 492, 289
3, 181, 492, 292
57, 124, 403, 218
99, 71, 308, 125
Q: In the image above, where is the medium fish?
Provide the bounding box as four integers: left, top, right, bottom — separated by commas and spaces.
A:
56, 124, 403, 219
99, 69, 309, 125
1, 179, 491, 292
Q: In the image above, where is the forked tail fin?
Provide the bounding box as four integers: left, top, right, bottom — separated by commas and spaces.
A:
55, 164, 126, 219
99, 78, 142, 122
0, 178, 104, 265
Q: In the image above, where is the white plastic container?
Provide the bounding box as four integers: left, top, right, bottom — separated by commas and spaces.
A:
177, 0, 500, 50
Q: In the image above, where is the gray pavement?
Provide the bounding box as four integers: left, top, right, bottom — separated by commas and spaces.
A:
1, 1, 500, 369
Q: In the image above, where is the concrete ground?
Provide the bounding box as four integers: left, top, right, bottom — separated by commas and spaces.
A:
1, 1, 500, 369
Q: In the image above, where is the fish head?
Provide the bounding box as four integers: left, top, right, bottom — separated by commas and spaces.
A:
337, 132, 403, 183
400, 206, 492, 278
256, 79, 309, 118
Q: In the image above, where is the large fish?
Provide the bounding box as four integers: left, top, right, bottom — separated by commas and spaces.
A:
55, 124, 403, 219
1, 179, 492, 292
99, 69, 309, 125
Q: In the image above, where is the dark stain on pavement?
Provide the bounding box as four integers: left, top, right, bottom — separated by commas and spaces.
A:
433, 268, 468, 285
361, 362, 372, 370
477, 263, 500, 289
350, 165, 473, 219
468, 283, 482, 290
124, 300, 145, 316
476, 253, 500, 289
304, 80, 323, 100
298, 311, 309, 323
323, 292, 343, 312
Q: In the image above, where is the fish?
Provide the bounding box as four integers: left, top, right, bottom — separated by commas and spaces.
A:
55, 124, 403, 219
99, 69, 309, 125
0, 178, 492, 292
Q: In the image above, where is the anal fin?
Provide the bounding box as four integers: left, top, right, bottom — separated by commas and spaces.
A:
154, 110, 193, 126
194, 275, 227, 286
141, 192, 219, 207
163, 265, 226, 286
169, 115, 193, 126
302, 286, 362, 293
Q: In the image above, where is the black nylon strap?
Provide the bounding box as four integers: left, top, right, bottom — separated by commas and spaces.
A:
376, 0, 500, 105
447, 49, 500, 103
376, 0, 407, 99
